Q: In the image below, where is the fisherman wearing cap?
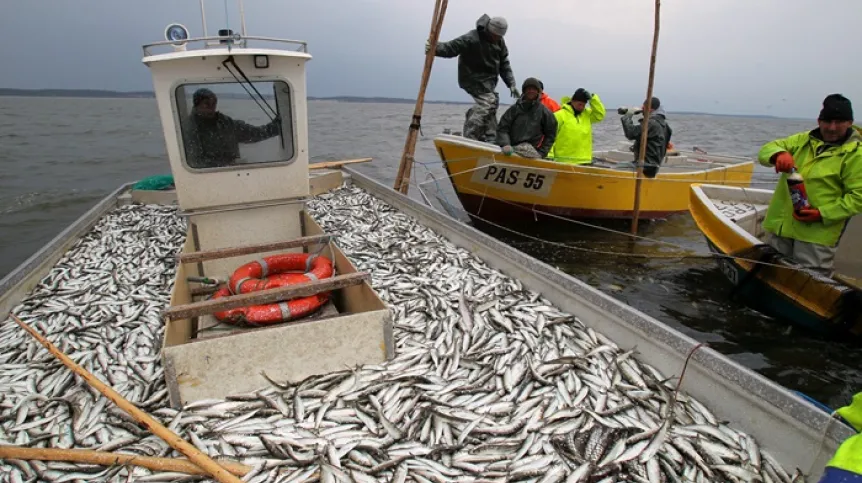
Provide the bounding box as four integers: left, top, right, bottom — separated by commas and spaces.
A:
181, 88, 282, 169
757, 94, 862, 276
427, 14, 518, 142
619, 96, 673, 178
495, 77, 557, 159
548, 88, 606, 164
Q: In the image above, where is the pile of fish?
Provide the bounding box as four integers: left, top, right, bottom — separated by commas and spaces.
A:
0, 186, 806, 482
0, 204, 186, 480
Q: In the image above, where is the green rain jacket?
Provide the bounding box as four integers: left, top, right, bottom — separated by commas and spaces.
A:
828, 392, 862, 475
758, 126, 862, 247
548, 94, 606, 164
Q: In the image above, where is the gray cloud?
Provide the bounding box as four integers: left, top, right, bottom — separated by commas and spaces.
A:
2, 0, 860, 118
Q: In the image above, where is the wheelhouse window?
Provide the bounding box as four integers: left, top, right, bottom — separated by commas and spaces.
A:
175, 81, 295, 170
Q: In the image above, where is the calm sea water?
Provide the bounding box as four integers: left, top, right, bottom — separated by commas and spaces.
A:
0, 96, 858, 409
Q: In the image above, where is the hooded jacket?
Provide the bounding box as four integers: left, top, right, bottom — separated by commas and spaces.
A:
434, 14, 517, 95
548, 93, 606, 164
621, 107, 672, 168
496, 97, 558, 158
540, 93, 561, 113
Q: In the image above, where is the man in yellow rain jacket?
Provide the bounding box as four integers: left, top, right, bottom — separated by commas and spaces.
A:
758, 94, 862, 276
548, 88, 606, 164
819, 392, 862, 482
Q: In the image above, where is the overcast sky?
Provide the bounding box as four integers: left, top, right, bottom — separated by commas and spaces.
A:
1, 0, 860, 118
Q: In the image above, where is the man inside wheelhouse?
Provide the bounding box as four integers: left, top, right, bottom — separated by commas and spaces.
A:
182, 88, 282, 169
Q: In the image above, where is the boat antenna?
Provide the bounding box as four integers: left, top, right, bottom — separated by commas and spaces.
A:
239, 0, 248, 39
223, 0, 231, 52
199, 0, 208, 37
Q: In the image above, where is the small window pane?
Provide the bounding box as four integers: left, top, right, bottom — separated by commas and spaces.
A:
176, 81, 295, 170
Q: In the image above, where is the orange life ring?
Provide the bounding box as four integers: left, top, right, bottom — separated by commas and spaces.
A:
213, 253, 334, 326
211, 286, 330, 326
229, 253, 333, 295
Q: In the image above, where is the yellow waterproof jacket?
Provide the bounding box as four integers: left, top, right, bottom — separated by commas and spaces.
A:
828, 392, 862, 474
757, 126, 862, 246
548, 94, 606, 164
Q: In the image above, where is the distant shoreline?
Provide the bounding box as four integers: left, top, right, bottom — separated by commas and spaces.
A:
0, 88, 792, 119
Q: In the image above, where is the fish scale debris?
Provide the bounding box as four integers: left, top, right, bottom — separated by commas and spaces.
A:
0, 186, 806, 482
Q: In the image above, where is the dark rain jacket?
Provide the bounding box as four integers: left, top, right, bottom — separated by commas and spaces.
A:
621, 107, 673, 167
434, 14, 516, 95
496, 99, 558, 158
182, 112, 281, 168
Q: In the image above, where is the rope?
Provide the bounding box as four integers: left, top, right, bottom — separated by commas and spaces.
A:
404, 161, 844, 275
411, 153, 789, 186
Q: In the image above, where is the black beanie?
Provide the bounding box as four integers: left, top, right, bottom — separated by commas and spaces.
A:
819, 94, 853, 122
643, 97, 660, 110
572, 89, 590, 103
522, 77, 541, 92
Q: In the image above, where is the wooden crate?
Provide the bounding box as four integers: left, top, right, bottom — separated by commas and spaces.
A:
161, 210, 392, 408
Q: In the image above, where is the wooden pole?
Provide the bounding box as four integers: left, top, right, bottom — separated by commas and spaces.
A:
9, 315, 244, 483
164, 272, 370, 320
0, 445, 251, 477
176, 234, 332, 264
393, 0, 448, 194
309, 158, 372, 170
630, 0, 662, 234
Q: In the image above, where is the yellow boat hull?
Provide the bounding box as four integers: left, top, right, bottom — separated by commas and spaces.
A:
434, 135, 754, 220
688, 183, 862, 338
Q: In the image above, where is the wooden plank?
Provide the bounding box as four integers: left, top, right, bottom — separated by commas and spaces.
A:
164, 272, 370, 320
11, 315, 244, 483
177, 234, 332, 264
309, 158, 372, 170
0, 446, 251, 478
191, 286, 220, 297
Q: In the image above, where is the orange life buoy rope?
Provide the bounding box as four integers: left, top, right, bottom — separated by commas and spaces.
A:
212, 253, 334, 326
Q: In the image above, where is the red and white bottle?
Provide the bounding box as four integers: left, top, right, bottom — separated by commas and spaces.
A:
787, 168, 811, 212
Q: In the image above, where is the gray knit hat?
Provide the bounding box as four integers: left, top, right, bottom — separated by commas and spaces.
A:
487, 17, 508, 37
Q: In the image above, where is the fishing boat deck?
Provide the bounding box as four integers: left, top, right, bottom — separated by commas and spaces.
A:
0, 171, 852, 482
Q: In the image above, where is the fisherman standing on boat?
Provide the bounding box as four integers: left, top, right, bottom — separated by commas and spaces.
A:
758, 94, 862, 276
818, 391, 862, 482
619, 97, 673, 178
495, 78, 557, 159
426, 14, 518, 143
548, 88, 606, 164
181, 88, 282, 169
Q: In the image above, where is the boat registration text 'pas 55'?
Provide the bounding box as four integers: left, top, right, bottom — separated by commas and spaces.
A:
469, 157, 557, 198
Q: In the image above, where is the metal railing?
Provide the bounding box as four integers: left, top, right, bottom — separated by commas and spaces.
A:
142, 35, 309, 57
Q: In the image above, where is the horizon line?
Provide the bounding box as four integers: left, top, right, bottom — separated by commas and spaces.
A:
0, 87, 806, 120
